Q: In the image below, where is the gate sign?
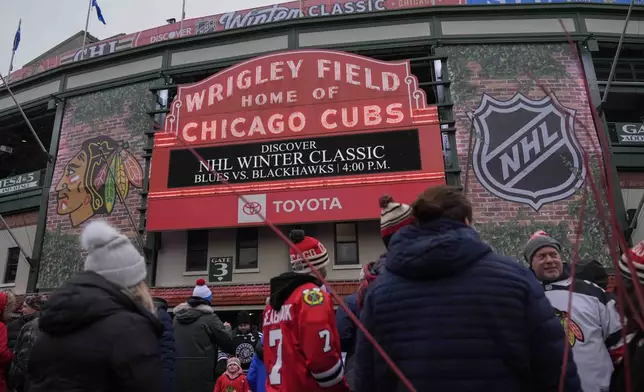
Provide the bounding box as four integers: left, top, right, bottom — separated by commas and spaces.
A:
0, 171, 42, 197
615, 123, 644, 144
148, 50, 445, 231
472, 93, 585, 211
208, 256, 233, 282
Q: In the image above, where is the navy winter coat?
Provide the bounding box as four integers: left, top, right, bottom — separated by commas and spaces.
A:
335, 293, 359, 358
354, 219, 582, 392
154, 298, 176, 392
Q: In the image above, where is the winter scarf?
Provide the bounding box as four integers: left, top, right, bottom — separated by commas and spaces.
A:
357, 254, 386, 310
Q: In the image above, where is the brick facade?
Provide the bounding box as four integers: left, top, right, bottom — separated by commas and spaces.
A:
38, 82, 152, 288
445, 43, 607, 263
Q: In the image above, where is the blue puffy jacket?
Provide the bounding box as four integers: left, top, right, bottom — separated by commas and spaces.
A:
154, 299, 176, 392
354, 219, 582, 392
248, 336, 266, 392
335, 293, 359, 358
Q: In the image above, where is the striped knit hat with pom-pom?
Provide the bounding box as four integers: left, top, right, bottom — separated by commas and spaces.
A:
288, 229, 329, 274
379, 195, 414, 248
620, 240, 644, 284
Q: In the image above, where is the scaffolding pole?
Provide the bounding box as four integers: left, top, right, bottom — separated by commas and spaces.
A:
601, 0, 635, 105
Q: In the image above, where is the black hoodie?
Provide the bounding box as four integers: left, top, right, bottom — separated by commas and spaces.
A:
27, 271, 164, 392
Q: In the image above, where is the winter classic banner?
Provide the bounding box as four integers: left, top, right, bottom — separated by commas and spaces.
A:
147, 50, 444, 230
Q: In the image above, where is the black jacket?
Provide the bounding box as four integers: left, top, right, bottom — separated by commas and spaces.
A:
174, 297, 234, 392
6, 315, 24, 352
611, 330, 644, 392
27, 271, 164, 392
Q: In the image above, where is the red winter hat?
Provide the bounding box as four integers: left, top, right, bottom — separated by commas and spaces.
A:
288, 229, 329, 274
621, 240, 644, 284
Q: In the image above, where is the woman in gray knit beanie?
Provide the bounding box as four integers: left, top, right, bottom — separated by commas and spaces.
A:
26, 220, 163, 392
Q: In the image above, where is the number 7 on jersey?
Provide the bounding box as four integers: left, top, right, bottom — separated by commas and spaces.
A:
268, 328, 334, 386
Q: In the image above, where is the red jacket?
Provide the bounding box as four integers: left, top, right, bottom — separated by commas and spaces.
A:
263, 280, 348, 392
0, 322, 13, 392
214, 373, 249, 392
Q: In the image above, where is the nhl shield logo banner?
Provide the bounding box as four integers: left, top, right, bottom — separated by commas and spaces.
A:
471, 93, 585, 211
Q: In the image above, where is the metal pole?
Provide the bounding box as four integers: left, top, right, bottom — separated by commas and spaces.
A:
0, 213, 34, 269
7, 51, 15, 80
601, 0, 635, 104
80, 0, 93, 61
0, 72, 52, 162
180, 0, 186, 32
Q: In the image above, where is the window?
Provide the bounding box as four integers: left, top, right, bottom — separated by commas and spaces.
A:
4, 247, 19, 284
334, 223, 359, 265
236, 228, 258, 270
186, 230, 209, 272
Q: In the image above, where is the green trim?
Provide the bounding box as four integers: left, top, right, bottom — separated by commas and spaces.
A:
580, 45, 632, 243
26, 98, 65, 293
297, 36, 433, 50
612, 153, 644, 168
0, 193, 41, 214
57, 72, 162, 99
0, 97, 54, 118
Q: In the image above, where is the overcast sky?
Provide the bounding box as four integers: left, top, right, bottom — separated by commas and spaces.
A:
1, 0, 278, 73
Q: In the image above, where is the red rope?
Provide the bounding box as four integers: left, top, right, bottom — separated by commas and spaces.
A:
558, 188, 587, 392
526, 19, 644, 392
170, 141, 418, 391
556, 21, 644, 319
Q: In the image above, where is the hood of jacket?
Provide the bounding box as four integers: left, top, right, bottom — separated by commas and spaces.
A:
38, 271, 162, 336
174, 296, 215, 325
386, 219, 492, 281
269, 272, 320, 311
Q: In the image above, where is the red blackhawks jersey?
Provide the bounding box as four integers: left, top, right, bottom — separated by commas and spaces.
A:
262, 282, 348, 392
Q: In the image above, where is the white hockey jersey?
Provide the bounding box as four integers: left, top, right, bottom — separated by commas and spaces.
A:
543, 277, 624, 392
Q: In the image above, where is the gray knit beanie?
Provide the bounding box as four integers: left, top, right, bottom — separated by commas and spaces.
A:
524, 231, 562, 265
81, 220, 147, 288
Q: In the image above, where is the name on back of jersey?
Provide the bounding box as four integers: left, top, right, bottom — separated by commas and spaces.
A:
264, 304, 293, 327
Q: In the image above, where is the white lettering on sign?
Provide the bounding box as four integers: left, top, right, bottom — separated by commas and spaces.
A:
149, 28, 193, 43
263, 304, 293, 327
317, 59, 400, 92
273, 197, 342, 213
321, 103, 403, 130
182, 59, 403, 114
622, 123, 644, 135
181, 112, 306, 142
180, 103, 404, 143
184, 60, 303, 113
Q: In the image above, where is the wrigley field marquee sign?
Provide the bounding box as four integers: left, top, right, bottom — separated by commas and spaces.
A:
147, 50, 444, 231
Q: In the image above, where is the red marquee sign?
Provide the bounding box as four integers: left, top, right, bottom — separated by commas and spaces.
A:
147, 50, 445, 231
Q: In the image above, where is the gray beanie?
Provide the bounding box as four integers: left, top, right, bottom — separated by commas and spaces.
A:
524, 231, 562, 265
81, 220, 146, 288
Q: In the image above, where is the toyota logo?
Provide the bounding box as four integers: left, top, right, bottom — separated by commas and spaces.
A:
242, 201, 262, 216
